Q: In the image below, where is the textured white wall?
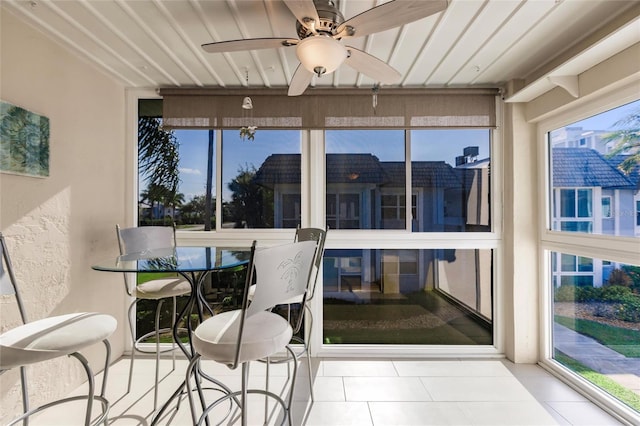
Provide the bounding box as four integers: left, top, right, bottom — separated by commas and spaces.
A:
0, 11, 127, 423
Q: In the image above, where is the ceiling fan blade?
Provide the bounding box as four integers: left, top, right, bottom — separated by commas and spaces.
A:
288, 63, 314, 96
337, 0, 447, 39
283, 0, 320, 30
344, 47, 401, 84
202, 38, 296, 53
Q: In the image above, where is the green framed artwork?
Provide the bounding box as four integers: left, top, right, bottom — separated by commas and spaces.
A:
0, 101, 50, 177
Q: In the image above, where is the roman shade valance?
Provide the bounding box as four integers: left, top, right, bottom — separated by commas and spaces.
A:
159, 88, 498, 130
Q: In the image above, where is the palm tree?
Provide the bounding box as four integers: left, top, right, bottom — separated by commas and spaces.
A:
226, 164, 273, 228
140, 183, 171, 221
603, 107, 640, 173
164, 191, 185, 220
138, 117, 180, 208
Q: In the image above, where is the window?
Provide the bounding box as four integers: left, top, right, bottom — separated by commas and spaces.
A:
324, 129, 492, 232
323, 248, 493, 345
602, 196, 612, 218
326, 193, 360, 229
220, 129, 301, 229
139, 95, 498, 351
411, 129, 491, 232
380, 193, 417, 230
549, 101, 638, 237
560, 189, 592, 218
545, 98, 640, 415
281, 193, 301, 229
325, 130, 405, 230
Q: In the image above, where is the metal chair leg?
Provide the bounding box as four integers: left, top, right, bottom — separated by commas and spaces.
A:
127, 300, 137, 395
153, 298, 165, 411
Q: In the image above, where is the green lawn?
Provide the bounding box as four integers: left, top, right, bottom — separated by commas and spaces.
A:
555, 315, 640, 357
554, 350, 640, 411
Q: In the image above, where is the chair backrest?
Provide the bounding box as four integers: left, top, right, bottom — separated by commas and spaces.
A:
116, 224, 177, 294
246, 240, 318, 317
232, 240, 317, 368
0, 233, 28, 325
294, 226, 327, 301
116, 224, 177, 254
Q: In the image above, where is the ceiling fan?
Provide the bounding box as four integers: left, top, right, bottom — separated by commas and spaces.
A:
202, 0, 448, 96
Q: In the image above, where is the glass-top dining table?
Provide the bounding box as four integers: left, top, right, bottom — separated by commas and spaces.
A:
92, 245, 251, 424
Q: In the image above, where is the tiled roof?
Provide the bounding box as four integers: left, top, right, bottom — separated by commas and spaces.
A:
253, 153, 300, 185
255, 149, 635, 191
552, 148, 634, 188
326, 153, 387, 184
606, 154, 640, 189
255, 153, 388, 185
255, 154, 465, 188
382, 162, 463, 188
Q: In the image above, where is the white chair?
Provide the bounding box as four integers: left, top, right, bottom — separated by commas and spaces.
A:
186, 240, 318, 426
0, 233, 117, 426
248, 226, 327, 401
116, 224, 191, 411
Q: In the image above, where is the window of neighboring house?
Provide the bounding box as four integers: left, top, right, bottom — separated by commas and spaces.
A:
602, 196, 612, 218
380, 193, 417, 230
555, 188, 593, 232
326, 193, 360, 229
636, 200, 640, 227
282, 193, 301, 229
554, 253, 594, 286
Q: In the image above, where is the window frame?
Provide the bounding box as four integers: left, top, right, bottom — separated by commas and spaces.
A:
537, 86, 640, 422
128, 91, 504, 359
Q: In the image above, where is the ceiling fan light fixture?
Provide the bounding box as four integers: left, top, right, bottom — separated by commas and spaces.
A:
296, 36, 347, 76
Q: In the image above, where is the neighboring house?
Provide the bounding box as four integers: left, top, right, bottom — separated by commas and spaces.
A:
254, 150, 491, 319
550, 147, 638, 287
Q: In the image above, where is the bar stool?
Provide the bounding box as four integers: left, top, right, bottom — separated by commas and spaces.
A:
0, 233, 116, 426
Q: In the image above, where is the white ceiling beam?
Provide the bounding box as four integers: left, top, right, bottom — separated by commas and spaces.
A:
79, 0, 179, 87
114, 0, 203, 86
506, 3, 640, 103
151, 0, 224, 86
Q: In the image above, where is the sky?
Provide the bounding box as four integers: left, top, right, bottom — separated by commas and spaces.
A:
568, 99, 639, 130
167, 98, 638, 202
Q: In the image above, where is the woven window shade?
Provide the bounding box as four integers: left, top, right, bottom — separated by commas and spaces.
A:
159, 88, 497, 129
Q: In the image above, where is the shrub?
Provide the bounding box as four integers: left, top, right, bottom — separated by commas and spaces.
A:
613, 294, 640, 323
606, 268, 633, 288
555, 285, 576, 302
600, 285, 633, 302
575, 286, 601, 303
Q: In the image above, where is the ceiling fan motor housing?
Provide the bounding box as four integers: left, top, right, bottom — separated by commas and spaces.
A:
296, 0, 345, 39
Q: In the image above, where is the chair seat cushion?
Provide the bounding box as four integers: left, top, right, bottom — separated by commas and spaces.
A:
193, 310, 293, 366
0, 312, 117, 370
135, 277, 191, 299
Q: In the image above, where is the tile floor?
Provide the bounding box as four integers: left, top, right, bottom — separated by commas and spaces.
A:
32, 355, 625, 425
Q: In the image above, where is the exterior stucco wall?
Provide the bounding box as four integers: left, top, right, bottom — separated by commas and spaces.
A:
0, 11, 127, 423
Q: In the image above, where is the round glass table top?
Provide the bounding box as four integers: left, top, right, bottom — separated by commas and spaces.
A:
92, 246, 250, 274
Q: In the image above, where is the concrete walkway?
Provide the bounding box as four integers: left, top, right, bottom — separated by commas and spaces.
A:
554, 322, 640, 394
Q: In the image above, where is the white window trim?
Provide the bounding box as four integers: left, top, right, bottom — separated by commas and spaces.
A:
127, 92, 505, 359
537, 84, 640, 424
